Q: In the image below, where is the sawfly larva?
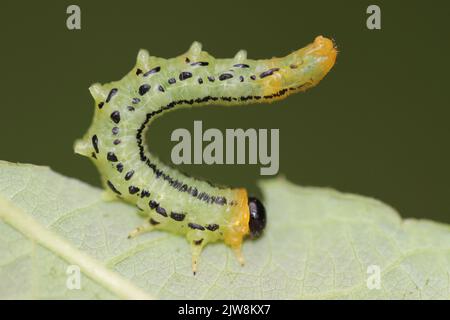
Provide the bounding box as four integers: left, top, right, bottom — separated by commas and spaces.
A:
74, 36, 337, 274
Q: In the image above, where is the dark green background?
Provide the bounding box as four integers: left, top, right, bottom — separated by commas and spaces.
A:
1, 1, 449, 223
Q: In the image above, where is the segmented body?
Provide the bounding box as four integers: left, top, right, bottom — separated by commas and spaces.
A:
74, 36, 337, 273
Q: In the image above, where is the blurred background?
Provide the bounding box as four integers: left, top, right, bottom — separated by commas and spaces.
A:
0, 0, 449, 223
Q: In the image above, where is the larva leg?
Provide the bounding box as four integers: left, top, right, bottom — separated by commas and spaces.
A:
232, 244, 245, 266
190, 240, 206, 276
127, 219, 156, 239
187, 231, 207, 275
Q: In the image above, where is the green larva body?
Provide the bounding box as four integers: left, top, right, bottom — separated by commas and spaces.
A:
74, 36, 337, 273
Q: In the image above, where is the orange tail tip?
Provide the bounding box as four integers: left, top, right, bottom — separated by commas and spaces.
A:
308, 36, 338, 74
260, 35, 337, 97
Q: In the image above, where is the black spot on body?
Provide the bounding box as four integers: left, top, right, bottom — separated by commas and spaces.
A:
139, 84, 151, 96
97, 102, 104, 109
179, 71, 192, 81
206, 224, 219, 231
260, 68, 280, 78
127, 106, 135, 112
198, 77, 203, 84
113, 139, 121, 145
197, 192, 211, 203
116, 163, 124, 173
168, 78, 176, 84
194, 239, 203, 245
143, 66, 161, 77
190, 61, 209, 66
110, 111, 120, 124
129, 186, 140, 194
112, 127, 119, 135
149, 218, 160, 225
125, 170, 135, 181
250, 75, 256, 80
207, 76, 215, 82
106, 88, 118, 103
149, 200, 158, 209
156, 206, 167, 217
107, 152, 118, 162
215, 197, 226, 205
188, 222, 205, 230
219, 73, 233, 81
136, 68, 143, 75
170, 212, 186, 221
107, 180, 121, 195
140, 190, 150, 198
91, 135, 99, 153
233, 63, 250, 68
158, 85, 165, 92
132, 97, 140, 104
239, 76, 244, 82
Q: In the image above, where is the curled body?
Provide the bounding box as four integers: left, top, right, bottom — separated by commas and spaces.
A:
74, 36, 337, 274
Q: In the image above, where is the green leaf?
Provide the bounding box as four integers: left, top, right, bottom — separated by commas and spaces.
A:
0, 161, 449, 299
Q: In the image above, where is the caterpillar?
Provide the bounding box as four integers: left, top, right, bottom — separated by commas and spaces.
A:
74, 36, 337, 274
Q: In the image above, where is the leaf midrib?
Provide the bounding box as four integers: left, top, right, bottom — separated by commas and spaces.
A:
0, 195, 153, 300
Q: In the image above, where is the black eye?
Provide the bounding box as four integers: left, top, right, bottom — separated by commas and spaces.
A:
248, 197, 266, 238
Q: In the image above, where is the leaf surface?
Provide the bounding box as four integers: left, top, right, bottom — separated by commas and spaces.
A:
0, 161, 449, 299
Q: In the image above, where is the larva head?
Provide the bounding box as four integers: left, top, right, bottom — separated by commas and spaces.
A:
248, 197, 267, 238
